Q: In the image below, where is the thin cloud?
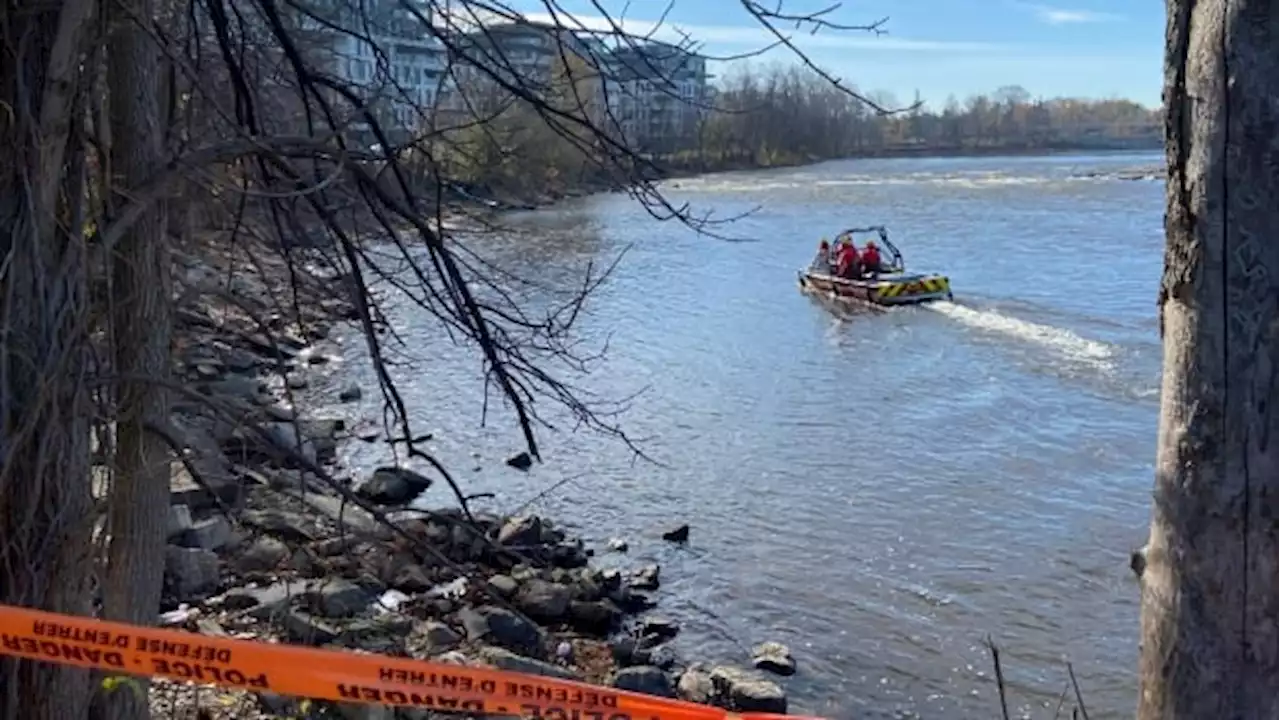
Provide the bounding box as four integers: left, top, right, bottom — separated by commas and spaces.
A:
1013, 3, 1122, 25
491, 11, 1003, 52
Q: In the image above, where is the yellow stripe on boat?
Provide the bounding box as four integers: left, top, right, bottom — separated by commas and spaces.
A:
876, 276, 949, 300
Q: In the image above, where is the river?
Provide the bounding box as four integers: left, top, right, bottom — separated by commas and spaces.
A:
328, 152, 1165, 719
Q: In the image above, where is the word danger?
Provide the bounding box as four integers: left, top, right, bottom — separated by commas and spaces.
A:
1, 633, 127, 669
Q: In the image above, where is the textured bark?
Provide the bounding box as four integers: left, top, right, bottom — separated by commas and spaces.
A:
93, 1, 173, 719
1139, 0, 1278, 718
0, 0, 99, 718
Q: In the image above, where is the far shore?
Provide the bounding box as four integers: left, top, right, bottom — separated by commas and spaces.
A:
440, 140, 1164, 214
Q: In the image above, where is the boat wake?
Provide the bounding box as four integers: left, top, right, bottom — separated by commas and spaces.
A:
926, 300, 1115, 367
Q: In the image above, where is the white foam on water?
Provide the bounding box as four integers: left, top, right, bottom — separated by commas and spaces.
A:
927, 301, 1115, 366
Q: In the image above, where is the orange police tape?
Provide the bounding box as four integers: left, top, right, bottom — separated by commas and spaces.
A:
0, 605, 824, 720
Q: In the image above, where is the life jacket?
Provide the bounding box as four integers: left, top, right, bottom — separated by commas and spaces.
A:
861, 245, 881, 268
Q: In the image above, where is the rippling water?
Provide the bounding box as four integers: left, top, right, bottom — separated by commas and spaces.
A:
319, 152, 1164, 719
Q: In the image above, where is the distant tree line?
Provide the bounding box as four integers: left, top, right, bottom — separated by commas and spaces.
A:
678, 63, 1160, 170
426, 59, 1161, 204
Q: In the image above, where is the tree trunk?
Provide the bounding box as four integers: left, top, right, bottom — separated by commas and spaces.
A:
1138, 0, 1278, 718
93, 1, 172, 718
0, 0, 100, 718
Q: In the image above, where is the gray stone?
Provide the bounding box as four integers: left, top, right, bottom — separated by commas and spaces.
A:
207, 375, 267, 402
165, 546, 219, 601
337, 704, 393, 720
167, 504, 194, 539
750, 641, 797, 676
476, 646, 578, 680
263, 402, 298, 422
390, 563, 434, 593
661, 524, 690, 543
709, 666, 787, 714
308, 579, 373, 618
606, 537, 629, 553
496, 515, 543, 546
641, 616, 680, 642
224, 580, 310, 619
169, 458, 240, 512
515, 579, 572, 621
242, 509, 315, 543
676, 665, 715, 704
406, 621, 463, 657
611, 666, 675, 698
631, 564, 660, 591
485, 575, 519, 598
358, 466, 433, 505
647, 645, 677, 670
281, 610, 339, 645
261, 422, 318, 465
285, 374, 308, 390
456, 606, 543, 656
338, 384, 362, 402
236, 536, 290, 573
185, 516, 234, 551
568, 600, 621, 632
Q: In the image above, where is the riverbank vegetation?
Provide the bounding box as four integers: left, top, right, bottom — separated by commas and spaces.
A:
441, 61, 1160, 206
679, 64, 1160, 171
0, 1, 904, 718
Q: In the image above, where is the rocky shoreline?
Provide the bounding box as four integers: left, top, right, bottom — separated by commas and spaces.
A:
151, 235, 799, 719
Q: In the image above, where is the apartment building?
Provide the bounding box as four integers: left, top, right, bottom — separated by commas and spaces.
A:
292, 0, 447, 139
444, 20, 608, 110
275, 10, 711, 149
604, 41, 710, 152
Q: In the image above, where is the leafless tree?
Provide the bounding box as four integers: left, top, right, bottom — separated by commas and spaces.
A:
0, 0, 904, 718
1136, 0, 1277, 718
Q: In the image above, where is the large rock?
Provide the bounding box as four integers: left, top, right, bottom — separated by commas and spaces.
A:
223, 580, 310, 619
405, 621, 462, 658
165, 546, 219, 601
477, 576, 514, 600
456, 606, 543, 657
641, 616, 680, 642
280, 610, 339, 645
242, 509, 316, 543
167, 504, 194, 539
631, 564, 660, 591
169, 458, 240, 512
477, 646, 578, 681
709, 666, 787, 714
224, 422, 318, 467
676, 665, 715, 703
305, 579, 373, 618
611, 666, 675, 698
236, 536, 290, 573
661, 524, 690, 543
182, 516, 234, 551
496, 515, 543, 546
568, 600, 622, 633
751, 641, 797, 676
357, 466, 433, 505
514, 579, 572, 621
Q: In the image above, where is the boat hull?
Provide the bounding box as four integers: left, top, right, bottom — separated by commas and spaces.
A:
798, 269, 952, 306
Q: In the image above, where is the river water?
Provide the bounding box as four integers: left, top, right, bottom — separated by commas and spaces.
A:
329, 152, 1165, 719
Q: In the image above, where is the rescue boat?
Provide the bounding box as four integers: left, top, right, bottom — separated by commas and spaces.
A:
797, 225, 953, 307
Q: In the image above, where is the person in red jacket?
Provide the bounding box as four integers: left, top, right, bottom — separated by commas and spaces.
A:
860, 239, 883, 276
835, 238, 860, 278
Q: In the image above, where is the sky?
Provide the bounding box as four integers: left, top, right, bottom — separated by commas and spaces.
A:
505, 0, 1164, 110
